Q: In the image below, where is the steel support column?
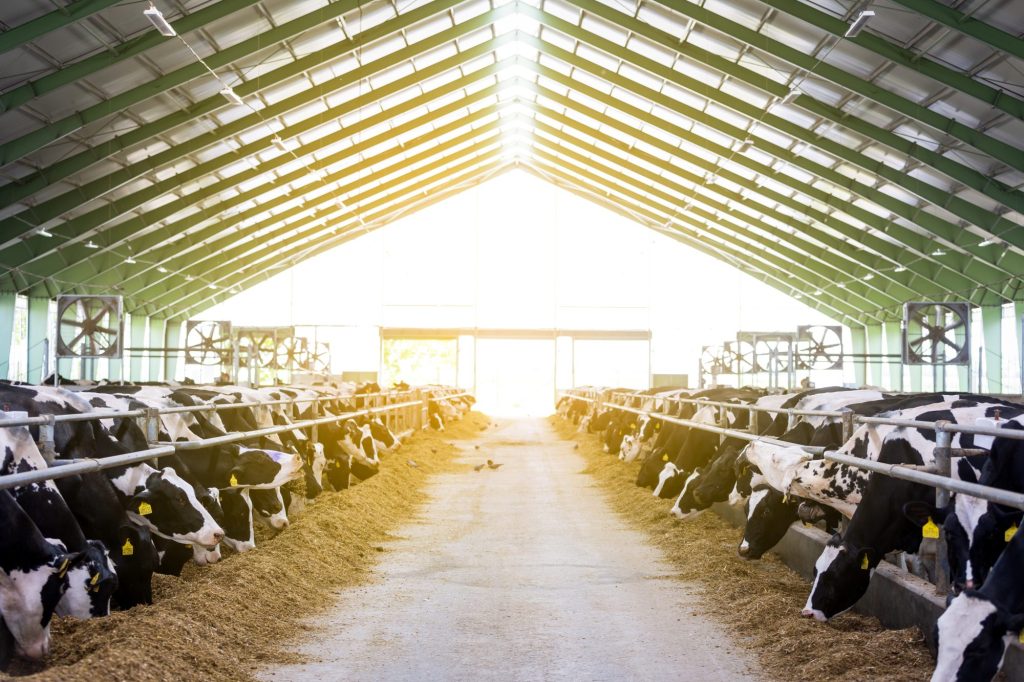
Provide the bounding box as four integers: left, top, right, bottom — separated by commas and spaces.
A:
954, 326, 968, 391
866, 325, 883, 387
850, 326, 867, 387
129, 315, 147, 381
25, 297, 49, 384
164, 321, 182, 384
148, 318, 166, 383
981, 306, 1004, 393
0, 294, 16, 382
884, 321, 903, 391
908, 319, 923, 391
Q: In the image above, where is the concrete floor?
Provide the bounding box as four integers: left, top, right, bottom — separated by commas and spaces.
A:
260, 418, 761, 682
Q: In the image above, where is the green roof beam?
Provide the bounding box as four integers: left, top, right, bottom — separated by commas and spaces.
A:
525, 159, 860, 324
527, 57, 1013, 303
0, 0, 469, 211
0, 0, 123, 57
44, 71, 508, 294
550, 1, 1024, 212
527, 140, 882, 322
753, 0, 1023, 118
0, 3, 507, 257
886, 0, 1024, 62
144, 152, 506, 317
526, 45, 1019, 301
0, 0, 263, 113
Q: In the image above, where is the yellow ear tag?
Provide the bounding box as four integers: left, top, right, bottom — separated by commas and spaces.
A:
229, 474, 239, 486
138, 501, 152, 516
1019, 630, 1024, 645
58, 558, 69, 578
655, 423, 661, 430
1006, 525, 1018, 543
860, 555, 870, 571
662, 453, 669, 462
783, 493, 790, 503
922, 518, 940, 539
90, 573, 99, 586
121, 539, 134, 556
630, 423, 636, 429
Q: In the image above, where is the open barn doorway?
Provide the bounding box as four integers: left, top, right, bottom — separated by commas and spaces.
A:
474, 338, 555, 416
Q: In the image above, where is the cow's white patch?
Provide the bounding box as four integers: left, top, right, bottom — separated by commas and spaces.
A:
953, 494, 989, 584
668, 470, 701, 517
653, 463, 680, 498
727, 484, 745, 507
746, 488, 769, 522
932, 594, 998, 682
0, 564, 55, 659
54, 565, 93, 619
803, 545, 843, 620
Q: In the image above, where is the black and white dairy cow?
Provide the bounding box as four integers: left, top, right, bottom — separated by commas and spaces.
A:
932, 521, 1024, 682
800, 398, 1023, 622
0, 488, 78, 663
0, 417, 117, 621
903, 418, 1024, 595
0, 386, 222, 545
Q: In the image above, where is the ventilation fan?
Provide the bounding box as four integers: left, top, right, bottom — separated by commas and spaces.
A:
236, 329, 280, 369
724, 339, 756, 374
275, 336, 308, 370
184, 320, 233, 366
56, 295, 123, 358
796, 325, 844, 370
700, 345, 730, 375
902, 302, 970, 365
308, 341, 331, 374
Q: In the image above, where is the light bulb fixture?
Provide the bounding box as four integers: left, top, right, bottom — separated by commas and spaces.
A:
125, 255, 136, 264
272, 136, 290, 153
207, 283, 218, 290
185, 275, 194, 281
979, 238, 999, 247
794, 293, 803, 300
219, 87, 245, 107
143, 4, 176, 37
931, 247, 947, 256
85, 240, 99, 249
157, 266, 169, 273
863, 273, 874, 280
894, 265, 907, 272
813, 290, 823, 295
37, 228, 53, 237
845, 9, 875, 37
837, 282, 847, 288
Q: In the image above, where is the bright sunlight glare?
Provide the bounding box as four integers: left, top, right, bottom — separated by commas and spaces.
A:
202, 170, 836, 415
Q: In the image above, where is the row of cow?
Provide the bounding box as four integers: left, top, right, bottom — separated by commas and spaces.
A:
0, 379, 473, 669
557, 385, 1024, 682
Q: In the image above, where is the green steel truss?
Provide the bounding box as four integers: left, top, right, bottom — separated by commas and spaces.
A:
0, 0, 1020, 325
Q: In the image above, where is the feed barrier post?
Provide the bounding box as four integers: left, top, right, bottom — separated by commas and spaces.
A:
933, 424, 952, 595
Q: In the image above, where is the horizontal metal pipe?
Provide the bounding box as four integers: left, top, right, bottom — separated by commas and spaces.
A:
0, 446, 177, 491
856, 415, 1024, 441
0, 399, 427, 489
824, 452, 1024, 511
601, 402, 827, 454
168, 400, 423, 450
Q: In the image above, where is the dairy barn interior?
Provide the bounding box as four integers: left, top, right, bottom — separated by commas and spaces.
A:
0, 0, 1022, 679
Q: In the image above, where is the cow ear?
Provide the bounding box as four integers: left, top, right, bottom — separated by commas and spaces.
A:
902, 501, 938, 527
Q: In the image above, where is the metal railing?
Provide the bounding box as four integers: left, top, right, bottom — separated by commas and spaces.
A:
0, 387, 472, 492
561, 387, 1024, 594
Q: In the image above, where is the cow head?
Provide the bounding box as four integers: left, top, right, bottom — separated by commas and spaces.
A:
369, 417, 398, 452
111, 522, 159, 609
737, 484, 798, 559
56, 539, 118, 619
128, 469, 224, 549
933, 590, 1024, 682
250, 487, 289, 531
0, 550, 78, 660
219, 488, 256, 554
801, 534, 876, 621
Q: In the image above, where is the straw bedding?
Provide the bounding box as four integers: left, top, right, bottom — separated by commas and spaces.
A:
2, 411, 488, 682
551, 415, 935, 682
